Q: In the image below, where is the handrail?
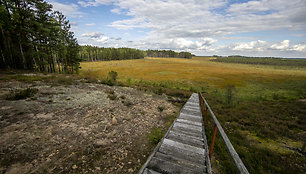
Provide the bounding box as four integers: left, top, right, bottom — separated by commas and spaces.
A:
198, 92, 249, 174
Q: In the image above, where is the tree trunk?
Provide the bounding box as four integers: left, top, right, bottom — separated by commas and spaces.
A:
19, 39, 26, 69
0, 28, 7, 68
4, 31, 14, 68
0, 48, 5, 68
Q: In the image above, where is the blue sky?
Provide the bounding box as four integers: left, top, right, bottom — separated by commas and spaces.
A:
48, 0, 306, 57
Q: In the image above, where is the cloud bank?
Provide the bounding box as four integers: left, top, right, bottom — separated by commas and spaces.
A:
50, 0, 306, 57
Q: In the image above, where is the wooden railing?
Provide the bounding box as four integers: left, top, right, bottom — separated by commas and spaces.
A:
198, 92, 249, 174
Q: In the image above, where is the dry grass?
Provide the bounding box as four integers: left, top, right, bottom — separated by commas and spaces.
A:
80, 57, 306, 90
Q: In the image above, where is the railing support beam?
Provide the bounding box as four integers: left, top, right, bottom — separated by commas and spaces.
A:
209, 124, 217, 160
204, 106, 208, 127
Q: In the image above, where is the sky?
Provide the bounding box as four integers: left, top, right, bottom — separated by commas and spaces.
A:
47, 0, 306, 57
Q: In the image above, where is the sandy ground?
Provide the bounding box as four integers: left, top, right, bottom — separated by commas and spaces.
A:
0, 77, 179, 173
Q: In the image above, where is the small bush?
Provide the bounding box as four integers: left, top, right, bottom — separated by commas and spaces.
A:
84, 77, 98, 83
6, 88, 38, 100
107, 94, 117, 100
119, 95, 126, 99
104, 89, 115, 94
56, 76, 75, 85
123, 100, 133, 107
189, 86, 196, 92
158, 106, 165, 112
10, 75, 46, 82
106, 71, 118, 86
225, 85, 235, 106
148, 127, 164, 144
156, 87, 165, 95
126, 78, 132, 85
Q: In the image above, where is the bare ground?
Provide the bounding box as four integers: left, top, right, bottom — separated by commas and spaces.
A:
0, 75, 180, 173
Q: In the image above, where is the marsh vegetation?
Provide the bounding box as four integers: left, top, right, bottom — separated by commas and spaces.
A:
80, 57, 306, 173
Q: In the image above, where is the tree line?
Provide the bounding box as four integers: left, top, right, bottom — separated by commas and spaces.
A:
211, 56, 306, 67
0, 0, 80, 73
146, 50, 193, 59
79, 45, 145, 61
79, 46, 194, 62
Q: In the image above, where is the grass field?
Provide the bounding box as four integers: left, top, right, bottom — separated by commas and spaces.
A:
81, 57, 306, 101
80, 57, 306, 173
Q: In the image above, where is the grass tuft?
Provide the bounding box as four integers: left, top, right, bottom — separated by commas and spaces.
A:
5, 88, 38, 100
148, 127, 164, 144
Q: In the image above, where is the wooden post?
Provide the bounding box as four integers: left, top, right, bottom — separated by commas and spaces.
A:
198, 92, 203, 113
209, 124, 218, 160
204, 106, 208, 127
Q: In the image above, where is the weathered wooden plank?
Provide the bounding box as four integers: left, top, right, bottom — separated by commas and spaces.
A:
180, 109, 202, 116
169, 130, 204, 141
178, 113, 202, 122
183, 107, 200, 112
166, 132, 204, 148
185, 101, 198, 105
173, 122, 203, 133
147, 157, 205, 174
163, 139, 205, 155
179, 112, 201, 118
143, 168, 162, 174
178, 116, 202, 123
184, 105, 200, 110
158, 143, 206, 165
171, 126, 203, 138
176, 118, 202, 127
154, 152, 206, 170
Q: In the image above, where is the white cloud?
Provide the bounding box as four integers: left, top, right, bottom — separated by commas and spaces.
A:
233, 40, 267, 51
49, 1, 84, 18
85, 23, 96, 26
72, 0, 306, 57
231, 39, 306, 53
107, 0, 306, 39
96, 35, 109, 44
82, 32, 103, 38
271, 40, 290, 50
78, 0, 116, 7
290, 44, 306, 52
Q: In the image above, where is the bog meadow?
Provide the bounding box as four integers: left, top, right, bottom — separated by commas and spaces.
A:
80, 56, 306, 173
1, 0, 306, 174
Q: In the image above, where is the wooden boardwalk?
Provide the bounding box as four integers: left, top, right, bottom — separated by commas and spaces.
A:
139, 93, 211, 174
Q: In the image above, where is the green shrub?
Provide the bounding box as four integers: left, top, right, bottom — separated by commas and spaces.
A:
6, 88, 38, 100
104, 89, 115, 94
10, 75, 46, 82
123, 100, 133, 107
84, 77, 98, 83
119, 95, 126, 99
156, 87, 165, 95
158, 106, 165, 112
107, 94, 117, 100
106, 70, 118, 86
126, 78, 132, 85
189, 86, 196, 92
225, 85, 235, 106
148, 127, 164, 144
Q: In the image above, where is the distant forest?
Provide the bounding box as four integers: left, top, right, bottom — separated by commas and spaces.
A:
146, 49, 193, 59
211, 56, 306, 67
79, 46, 193, 61
79, 46, 145, 61
0, 0, 80, 73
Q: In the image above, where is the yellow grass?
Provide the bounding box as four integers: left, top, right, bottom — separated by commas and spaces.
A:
80, 57, 306, 89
